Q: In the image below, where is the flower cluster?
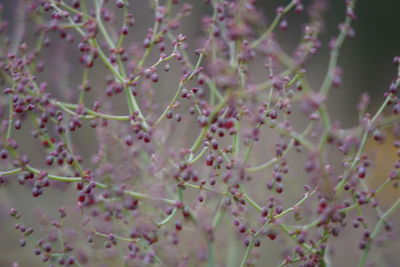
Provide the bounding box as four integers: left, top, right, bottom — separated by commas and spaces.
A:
0, 0, 399, 266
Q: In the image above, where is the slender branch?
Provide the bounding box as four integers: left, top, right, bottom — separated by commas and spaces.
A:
358, 198, 400, 267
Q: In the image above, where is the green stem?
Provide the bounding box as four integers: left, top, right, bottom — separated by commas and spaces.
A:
155, 208, 177, 227
6, 95, 13, 139
320, 0, 357, 97
239, 238, 254, 267
251, 0, 296, 48
0, 168, 22, 176
358, 198, 400, 267
335, 92, 393, 196
207, 238, 216, 267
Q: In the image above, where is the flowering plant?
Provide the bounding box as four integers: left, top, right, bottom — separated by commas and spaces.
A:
0, 0, 399, 266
